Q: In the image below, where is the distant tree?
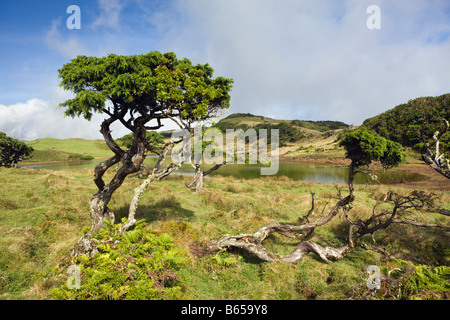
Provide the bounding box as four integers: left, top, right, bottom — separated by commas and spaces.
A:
0, 132, 34, 167
58, 51, 233, 238
339, 127, 406, 195
118, 131, 165, 155
339, 127, 405, 168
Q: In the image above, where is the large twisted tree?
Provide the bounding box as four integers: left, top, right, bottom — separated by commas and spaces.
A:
58, 51, 233, 234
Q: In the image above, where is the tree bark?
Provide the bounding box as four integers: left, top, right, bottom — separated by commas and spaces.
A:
89, 118, 147, 232
120, 143, 178, 233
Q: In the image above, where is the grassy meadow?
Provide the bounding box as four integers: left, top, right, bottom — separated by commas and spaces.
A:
1, 165, 449, 300
24, 138, 113, 163
1, 114, 448, 300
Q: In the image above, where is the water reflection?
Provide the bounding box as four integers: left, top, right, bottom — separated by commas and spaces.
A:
23, 158, 425, 185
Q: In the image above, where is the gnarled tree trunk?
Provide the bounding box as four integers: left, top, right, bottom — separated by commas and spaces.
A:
88, 117, 149, 232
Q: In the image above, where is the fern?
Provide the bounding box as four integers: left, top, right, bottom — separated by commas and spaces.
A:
47, 220, 188, 300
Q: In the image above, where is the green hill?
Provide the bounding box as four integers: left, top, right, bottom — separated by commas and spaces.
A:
24, 138, 113, 162
212, 113, 349, 147
362, 94, 450, 156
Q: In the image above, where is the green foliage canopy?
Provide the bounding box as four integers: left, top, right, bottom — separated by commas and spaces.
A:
0, 132, 34, 167
339, 128, 406, 168
58, 51, 233, 126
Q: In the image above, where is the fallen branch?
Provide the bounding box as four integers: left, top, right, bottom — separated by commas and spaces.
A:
210, 188, 449, 264
210, 194, 354, 263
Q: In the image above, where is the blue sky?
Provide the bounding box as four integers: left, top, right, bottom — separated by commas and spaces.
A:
1, 0, 450, 140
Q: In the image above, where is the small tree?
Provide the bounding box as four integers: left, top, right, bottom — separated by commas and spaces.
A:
185, 130, 226, 192
58, 51, 233, 235
339, 127, 406, 195
0, 132, 34, 167
209, 128, 446, 265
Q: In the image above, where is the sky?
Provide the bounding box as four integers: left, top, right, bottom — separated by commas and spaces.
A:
1, 0, 450, 140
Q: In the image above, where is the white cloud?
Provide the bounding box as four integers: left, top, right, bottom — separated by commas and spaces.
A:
45, 19, 89, 58
91, 0, 124, 30
152, 0, 450, 124
0, 94, 132, 141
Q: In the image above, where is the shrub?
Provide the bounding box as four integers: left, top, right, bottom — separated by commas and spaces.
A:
339, 127, 406, 168
0, 132, 34, 167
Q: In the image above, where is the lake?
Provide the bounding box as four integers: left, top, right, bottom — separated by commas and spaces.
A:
23, 158, 426, 185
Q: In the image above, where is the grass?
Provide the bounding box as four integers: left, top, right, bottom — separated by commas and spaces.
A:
0, 166, 448, 300
24, 138, 113, 162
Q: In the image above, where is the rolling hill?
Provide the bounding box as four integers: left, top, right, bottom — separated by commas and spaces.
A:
21, 114, 353, 163
210, 113, 351, 158
24, 138, 113, 162
363, 93, 450, 156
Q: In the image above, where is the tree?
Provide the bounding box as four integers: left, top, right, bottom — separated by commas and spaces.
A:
209, 129, 449, 264
339, 127, 406, 195
0, 132, 34, 167
58, 51, 233, 235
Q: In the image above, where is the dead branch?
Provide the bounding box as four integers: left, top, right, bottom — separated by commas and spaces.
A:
210, 187, 449, 264
120, 142, 179, 233
422, 119, 450, 178
209, 194, 354, 263
186, 161, 226, 192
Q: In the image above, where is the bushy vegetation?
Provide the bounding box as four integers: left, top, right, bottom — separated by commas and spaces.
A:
291, 120, 349, 132
350, 260, 450, 300
0, 132, 34, 167
363, 94, 450, 156
46, 220, 188, 300
339, 127, 406, 168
